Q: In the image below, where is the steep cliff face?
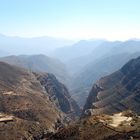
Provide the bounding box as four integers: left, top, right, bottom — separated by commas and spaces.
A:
36, 73, 80, 116
83, 56, 140, 116
0, 62, 65, 139
71, 52, 140, 107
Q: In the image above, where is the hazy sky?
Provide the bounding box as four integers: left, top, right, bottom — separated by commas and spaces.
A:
0, 0, 140, 40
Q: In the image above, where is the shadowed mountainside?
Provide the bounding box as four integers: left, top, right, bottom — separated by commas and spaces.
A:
83, 56, 140, 116
68, 40, 140, 107
36, 73, 80, 116
71, 52, 140, 106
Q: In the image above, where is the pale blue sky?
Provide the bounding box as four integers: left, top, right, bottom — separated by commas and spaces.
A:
0, 0, 140, 40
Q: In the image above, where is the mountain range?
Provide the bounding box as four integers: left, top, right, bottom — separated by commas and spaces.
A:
0, 37, 140, 139
67, 40, 140, 106
0, 54, 69, 84
0, 34, 74, 56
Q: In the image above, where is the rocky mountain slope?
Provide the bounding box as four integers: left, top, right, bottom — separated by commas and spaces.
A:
36, 73, 80, 116
0, 62, 79, 139
46, 111, 140, 140
0, 62, 63, 139
0, 54, 69, 84
71, 52, 140, 107
44, 54, 140, 140
66, 40, 140, 107
83, 56, 140, 116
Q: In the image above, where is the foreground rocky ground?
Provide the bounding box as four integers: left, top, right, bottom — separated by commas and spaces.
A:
45, 111, 140, 140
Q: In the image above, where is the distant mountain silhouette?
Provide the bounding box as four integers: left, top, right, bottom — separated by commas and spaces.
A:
53, 39, 105, 62
0, 34, 74, 56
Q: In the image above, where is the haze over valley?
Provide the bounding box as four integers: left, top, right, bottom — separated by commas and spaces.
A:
0, 0, 140, 139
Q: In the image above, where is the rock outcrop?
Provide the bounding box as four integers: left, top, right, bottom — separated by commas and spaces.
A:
36, 73, 80, 116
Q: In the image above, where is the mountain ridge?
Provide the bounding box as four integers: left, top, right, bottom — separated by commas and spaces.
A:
0, 54, 69, 84
83, 56, 140, 116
